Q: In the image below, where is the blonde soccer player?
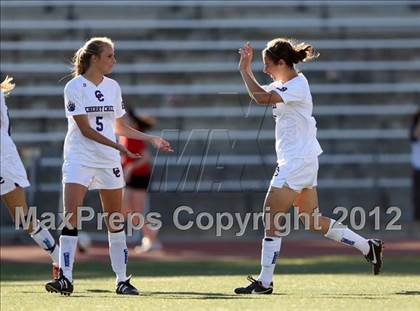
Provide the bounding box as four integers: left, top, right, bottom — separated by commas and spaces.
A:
0, 76, 60, 279
234, 39, 383, 295
44, 37, 173, 296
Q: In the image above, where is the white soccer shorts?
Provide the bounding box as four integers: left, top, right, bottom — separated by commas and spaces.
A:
0, 155, 30, 195
62, 161, 125, 190
270, 157, 318, 193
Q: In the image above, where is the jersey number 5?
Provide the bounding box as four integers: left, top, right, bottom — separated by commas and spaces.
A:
96, 116, 103, 131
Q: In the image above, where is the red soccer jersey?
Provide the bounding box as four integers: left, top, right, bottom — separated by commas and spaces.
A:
120, 136, 151, 176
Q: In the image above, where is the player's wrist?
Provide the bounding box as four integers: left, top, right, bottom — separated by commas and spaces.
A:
143, 134, 154, 143
239, 67, 252, 74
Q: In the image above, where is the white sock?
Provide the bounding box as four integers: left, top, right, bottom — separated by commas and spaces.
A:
324, 219, 370, 255
257, 237, 282, 288
30, 223, 59, 265
59, 235, 78, 282
108, 231, 128, 284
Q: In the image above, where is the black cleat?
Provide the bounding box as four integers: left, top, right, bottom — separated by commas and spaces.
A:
234, 276, 273, 295
116, 276, 139, 295
45, 269, 73, 296
365, 239, 384, 275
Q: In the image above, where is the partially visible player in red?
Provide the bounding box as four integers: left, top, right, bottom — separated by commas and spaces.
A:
120, 108, 161, 253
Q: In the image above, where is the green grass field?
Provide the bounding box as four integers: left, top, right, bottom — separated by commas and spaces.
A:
1, 256, 420, 311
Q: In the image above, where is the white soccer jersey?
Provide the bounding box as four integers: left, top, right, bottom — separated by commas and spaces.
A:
63, 75, 126, 168
1, 90, 17, 160
263, 73, 323, 165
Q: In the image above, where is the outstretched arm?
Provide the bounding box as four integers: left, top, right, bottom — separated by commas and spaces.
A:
115, 114, 173, 152
238, 43, 283, 105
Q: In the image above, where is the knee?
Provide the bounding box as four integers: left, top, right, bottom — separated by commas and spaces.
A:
263, 211, 276, 237
264, 228, 277, 238
108, 225, 125, 233
299, 209, 324, 232
302, 217, 328, 233
264, 211, 292, 237
14, 213, 37, 234
106, 212, 125, 233
63, 205, 79, 226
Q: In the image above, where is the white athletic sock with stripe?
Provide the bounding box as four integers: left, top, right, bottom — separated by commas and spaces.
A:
324, 219, 370, 255
108, 231, 128, 284
257, 237, 282, 288
59, 235, 78, 282
30, 223, 59, 264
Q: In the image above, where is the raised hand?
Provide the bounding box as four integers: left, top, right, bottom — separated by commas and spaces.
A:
238, 42, 254, 71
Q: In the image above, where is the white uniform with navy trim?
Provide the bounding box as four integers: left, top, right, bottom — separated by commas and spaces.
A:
62, 75, 126, 189
263, 73, 323, 192
0, 90, 30, 195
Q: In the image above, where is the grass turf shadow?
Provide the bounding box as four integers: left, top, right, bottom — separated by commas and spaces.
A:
1, 256, 420, 281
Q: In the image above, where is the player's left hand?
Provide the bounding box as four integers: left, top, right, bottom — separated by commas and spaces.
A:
150, 136, 174, 152
238, 42, 253, 71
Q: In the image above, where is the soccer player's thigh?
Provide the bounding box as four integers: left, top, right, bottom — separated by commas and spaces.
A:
62, 162, 92, 225
1, 156, 30, 221
264, 186, 298, 236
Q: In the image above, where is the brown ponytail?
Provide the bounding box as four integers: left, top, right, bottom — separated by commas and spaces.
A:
72, 37, 114, 77
263, 38, 319, 67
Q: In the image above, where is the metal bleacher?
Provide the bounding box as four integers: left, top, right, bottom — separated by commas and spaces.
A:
1, 0, 419, 232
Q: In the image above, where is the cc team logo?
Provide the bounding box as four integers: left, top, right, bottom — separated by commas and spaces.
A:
95, 90, 105, 102
113, 168, 121, 178
67, 101, 76, 112
276, 86, 287, 92
0, 177, 5, 184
